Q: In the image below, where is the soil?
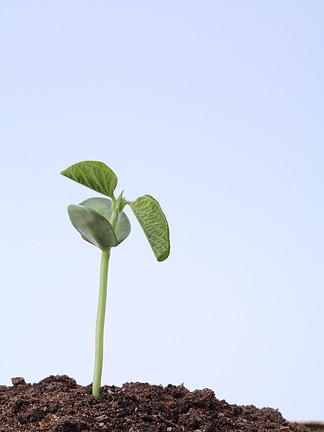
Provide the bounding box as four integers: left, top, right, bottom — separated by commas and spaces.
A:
0, 375, 320, 432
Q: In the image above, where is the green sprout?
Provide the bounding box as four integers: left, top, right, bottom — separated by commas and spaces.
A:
61, 161, 170, 399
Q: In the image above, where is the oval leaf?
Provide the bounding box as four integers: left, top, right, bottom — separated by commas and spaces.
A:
67, 204, 117, 250
61, 161, 118, 198
129, 195, 170, 261
81, 197, 131, 245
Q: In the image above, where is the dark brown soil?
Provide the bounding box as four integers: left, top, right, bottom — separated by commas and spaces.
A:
0, 375, 320, 432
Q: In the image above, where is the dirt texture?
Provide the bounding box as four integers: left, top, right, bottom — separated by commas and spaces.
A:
0, 375, 320, 432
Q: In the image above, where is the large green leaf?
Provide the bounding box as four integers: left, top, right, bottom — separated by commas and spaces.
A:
61, 161, 118, 198
67, 204, 117, 250
81, 197, 131, 245
129, 195, 170, 262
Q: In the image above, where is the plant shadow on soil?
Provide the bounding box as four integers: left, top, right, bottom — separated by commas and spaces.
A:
0, 375, 322, 432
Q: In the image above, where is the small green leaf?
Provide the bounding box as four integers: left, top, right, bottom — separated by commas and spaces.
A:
61, 161, 118, 198
81, 197, 131, 245
129, 195, 170, 262
67, 204, 117, 250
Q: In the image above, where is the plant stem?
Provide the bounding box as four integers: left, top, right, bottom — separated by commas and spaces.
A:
92, 248, 111, 399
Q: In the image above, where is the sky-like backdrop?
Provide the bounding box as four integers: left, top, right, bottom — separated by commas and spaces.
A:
0, 1, 323, 421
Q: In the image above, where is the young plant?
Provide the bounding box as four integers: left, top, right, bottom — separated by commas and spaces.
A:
61, 161, 170, 399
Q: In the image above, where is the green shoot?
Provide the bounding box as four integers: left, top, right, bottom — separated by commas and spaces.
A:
61, 161, 170, 399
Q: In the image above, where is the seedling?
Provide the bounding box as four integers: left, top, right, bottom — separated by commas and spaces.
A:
61, 161, 170, 399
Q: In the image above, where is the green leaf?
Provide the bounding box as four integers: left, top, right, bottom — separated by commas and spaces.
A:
81, 197, 131, 245
128, 195, 170, 262
67, 204, 117, 250
61, 161, 118, 198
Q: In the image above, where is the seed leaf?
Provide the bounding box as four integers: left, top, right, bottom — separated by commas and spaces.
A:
61, 161, 118, 198
81, 197, 131, 245
128, 195, 170, 262
67, 204, 117, 250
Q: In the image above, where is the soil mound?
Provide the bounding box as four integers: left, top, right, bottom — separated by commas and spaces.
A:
0, 375, 316, 431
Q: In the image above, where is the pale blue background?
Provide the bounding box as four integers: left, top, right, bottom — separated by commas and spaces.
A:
0, 1, 323, 421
